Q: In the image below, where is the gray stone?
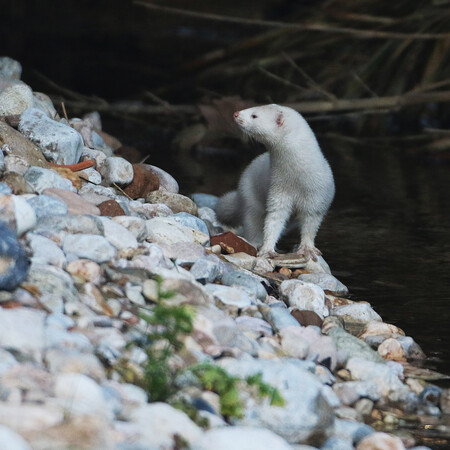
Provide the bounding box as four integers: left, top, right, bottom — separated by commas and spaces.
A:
63, 234, 116, 263
0, 57, 22, 79
332, 381, 380, 406
34, 214, 103, 237
0, 84, 34, 116
172, 212, 209, 236
111, 216, 147, 241
145, 164, 179, 193
19, 108, 83, 164
334, 419, 374, 445
332, 303, 382, 323
146, 190, 198, 215
32, 92, 58, 118
219, 358, 333, 444
0, 425, 32, 450
204, 283, 255, 307
265, 306, 300, 332
0, 349, 18, 377
235, 316, 273, 337
161, 241, 207, 265
298, 273, 348, 296
96, 217, 138, 250
280, 279, 329, 318
145, 217, 209, 246
321, 437, 353, 450
191, 193, 218, 209
190, 256, 223, 282
99, 156, 133, 185
27, 194, 68, 218
24, 166, 76, 193
221, 268, 267, 300
27, 233, 66, 268
0, 182, 12, 194
192, 426, 292, 450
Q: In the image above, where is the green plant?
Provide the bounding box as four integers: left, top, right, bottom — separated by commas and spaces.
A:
246, 373, 285, 407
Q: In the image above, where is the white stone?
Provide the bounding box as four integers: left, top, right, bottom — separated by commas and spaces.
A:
79, 167, 102, 184
0, 425, 32, 450
298, 272, 348, 295
192, 426, 292, 450
204, 283, 255, 307
111, 216, 147, 240
333, 303, 382, 323
128, 403, 202, 448
357, 432, 405, 450
98, 156, 133, 185
54, 373, 109, 418
97, 216, 138, 250
81, 147, 108, 167
24, 166, 76, 193
145, 217, 209, 246
0, 84, 34, 116
0, 404, 63, 433
0, 57, 22, 79
12, 195, 37, 234
27, 233, 66, 268
280, 279, 329, 318
63, 233, 116, 263
145, 164, 179, 193
4, 154, 29, 175
19, 108, 83, 165
32, 92, 58, 118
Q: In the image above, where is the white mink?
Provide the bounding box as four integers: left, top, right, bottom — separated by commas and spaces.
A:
215, 104, 335, 260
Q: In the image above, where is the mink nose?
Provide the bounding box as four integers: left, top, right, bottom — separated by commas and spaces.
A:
233, 111, 239, 118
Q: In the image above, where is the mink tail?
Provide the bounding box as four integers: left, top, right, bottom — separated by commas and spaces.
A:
215, 191, 241, 227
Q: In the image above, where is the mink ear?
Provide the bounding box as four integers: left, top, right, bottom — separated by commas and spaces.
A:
276, 112, 284, 127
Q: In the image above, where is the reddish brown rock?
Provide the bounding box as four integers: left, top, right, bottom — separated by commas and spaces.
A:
291, 309, 324, 328
98, 200, 125, 217
210, 232, 257, 257
123, 164, 160, 199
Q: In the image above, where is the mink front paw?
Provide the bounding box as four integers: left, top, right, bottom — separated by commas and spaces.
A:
296, 245, 322, 261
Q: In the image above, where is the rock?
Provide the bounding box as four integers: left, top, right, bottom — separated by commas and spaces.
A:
145, 216, 209, 246
190, 256, 223, 282
0, 57, 22, 79
223, 252, 256, 270
210, 231, 257, 256
332, 303, 382, 324
280, 327, 310, 359
0, 182, 11, 194
63, 233, 116, 263
321, 437, 354, 450
327, 327, 384, 364
378, 338, 407, 361
346, 357, 411, 402
127, 402, 202, 448
0, 84, 34, 116
34, 214, 103, 237
291, 309, 324, 327
222, 268, 267, 300
146, 190, 198, 215
66, 259, 102, 284
219, 358, 333, 444
0, 194, 37, 234
333, 381, 381, 406
191, 193, 218, 209
97, 216, 138, 250
236, 316, 273, 337
98, 199, 125, 216
0, 222, 29, 290
19, 108, 83, 165
358, 322, 405, 340
161, 241, 207, 264
98, 156, 134, 186
172, 212, 209, 235
145, 164, 179, 193
0, 425, 32, 450
192, 426, 292, 450
265, 306, 301, 332
122, 163, 160, 199
356, 432, 406, 450
111, 216, 146, 240
4, 153, 30, 175
1, 172, 33, 194
397, 336, 426, 360
298, 272, 348, 296
0, 308, 46, 361
280, 279, 329, 318
27, 194, 68, 218
128, 200, 173, 219
204, 283, 255, 307
54, 373, 109, 418
27, 233, 66, 268
334, 419, 374, 446
24, 166, 76, 193
43, 188, 101, 215
32, 92, 58, 118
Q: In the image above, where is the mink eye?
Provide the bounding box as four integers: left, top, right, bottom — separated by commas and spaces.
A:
251, 114, 258, 119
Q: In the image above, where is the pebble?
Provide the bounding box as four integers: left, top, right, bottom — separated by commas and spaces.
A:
122, 163, 160, 199
356, 432, 406, 450
0, 194, 37, 234
172, 211, 209, 235
97, 216, 138, 250
98, 199, 125, 217
19, 108, 83, 164
0, 56, 22, 79
333, 303, 382, 323
146, 190, 198, 215
145, 164, 179, 193
204, 283, 255, 307
27, 194, 68, 218
298, 272, 349, 295
190, 256, 223, 282
0, 84, 34, 116
98, 156, 134, 185
27, 233, 66, 268
24, 166, 76, 193
0, 425, 32, 450
222, 268, 267, 300
43, 188, 101, 215
32, 92, 58, 118
63, 233, 116, 263
0, 222, 29, 290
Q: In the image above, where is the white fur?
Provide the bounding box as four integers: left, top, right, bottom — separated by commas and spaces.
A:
215, 104, 335, 259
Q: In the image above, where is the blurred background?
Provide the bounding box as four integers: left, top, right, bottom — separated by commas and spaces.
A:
3, 0, 450, 375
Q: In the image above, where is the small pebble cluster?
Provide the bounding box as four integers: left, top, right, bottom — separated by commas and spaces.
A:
0, 56, 447, 450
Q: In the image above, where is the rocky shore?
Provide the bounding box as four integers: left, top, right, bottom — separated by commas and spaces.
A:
0, 56, 447, 450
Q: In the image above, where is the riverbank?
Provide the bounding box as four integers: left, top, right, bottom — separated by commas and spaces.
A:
0, 57, 448, 449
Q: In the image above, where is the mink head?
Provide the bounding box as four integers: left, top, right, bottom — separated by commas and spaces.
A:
233, 104, 301, 146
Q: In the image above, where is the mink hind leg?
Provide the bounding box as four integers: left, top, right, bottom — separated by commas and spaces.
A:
296, 211, 324, 261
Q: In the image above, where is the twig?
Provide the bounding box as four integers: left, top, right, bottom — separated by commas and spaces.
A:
61, 102, 69, 121
256, 65, 309, 93
134, 1, 450, 40
113, 182, 134, 201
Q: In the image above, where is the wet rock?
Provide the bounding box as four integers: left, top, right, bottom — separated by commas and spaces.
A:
0, 222, 29, 290
127, 402, 202, 448
146, 190, 198, 215
27, 194, 68, 218
63, 233, 116, 263
192, 426, 292, 450
24, 166, 76, 193
145, 164, 179, 193
191, 193, 218, 209
332, 303, 382, 324
98, 199, 125, 217
0, 84, 34, 116
43, 188, 100, 215
210, 231, 257, 256
19, 108, 83, 165
27, 233, 66, 268
291, 309, 324, 327
0, 57, 22, 79
298, 272, 348, 296
122, 163, 159, 199
356, 432, 405, 450
280, 279, 329, 318
98, 156, 134, 186
145, 216, 209, 246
